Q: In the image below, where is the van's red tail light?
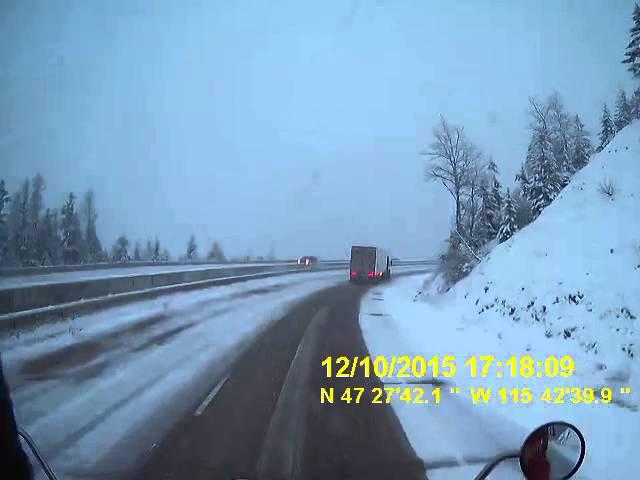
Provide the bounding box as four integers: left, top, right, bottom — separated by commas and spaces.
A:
368, 272, 375, 278
351, 271, 357, 276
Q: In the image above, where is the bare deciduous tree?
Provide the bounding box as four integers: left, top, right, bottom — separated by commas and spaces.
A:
422, 116, 480, 233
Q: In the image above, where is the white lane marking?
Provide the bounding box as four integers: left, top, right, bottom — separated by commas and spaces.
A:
194, 375, 228, 416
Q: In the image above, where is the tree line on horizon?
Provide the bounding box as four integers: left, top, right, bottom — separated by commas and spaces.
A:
0, 176, 233, 267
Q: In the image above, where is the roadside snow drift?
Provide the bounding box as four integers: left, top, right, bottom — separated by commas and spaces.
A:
360, 123, 640, 479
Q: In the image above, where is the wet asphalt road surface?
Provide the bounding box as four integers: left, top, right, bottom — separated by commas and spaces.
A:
128, 281, 426, 480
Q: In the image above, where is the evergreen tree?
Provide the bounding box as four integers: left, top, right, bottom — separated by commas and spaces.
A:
111, 235, 130, 262
487, 157, 498, 176
515, 163, 530, 201
0, 180, 10, 264
614, 89, 632, 132
152, 237, 161, 262
478, 181, 498, 241
39, 208, 61, 265
27, 173, 45, 263
497, 189, 518, 243
185, 234, 198, 260
61, 192, 82, 264
80, 190, 102, 262
622, 3, 640, 78
528, 139, 562, 217
491, 178, 503, 221
570, 115, 593, 172
8, 180, 31, 265
598, 104, 615, 151
476, 157, 502, 242
133, 241, 142, 261
512, 188, 534, 229
630, 87, 640, 120
207, 241, 226, 262
476, 183, 490, 243
144, 239, 154, 260
524, 98, 562, 218
6, 191, 21, 266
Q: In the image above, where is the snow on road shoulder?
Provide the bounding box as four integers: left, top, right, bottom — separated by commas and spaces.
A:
360, 275, 525, 480
360, 124, 640, 479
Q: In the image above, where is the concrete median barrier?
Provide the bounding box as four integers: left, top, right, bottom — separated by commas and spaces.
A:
0, 260, 435, 327
0, 264, 311, 316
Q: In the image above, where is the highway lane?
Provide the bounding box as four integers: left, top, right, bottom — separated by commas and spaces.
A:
5, 268, 433, 480
129, 276, 427, 480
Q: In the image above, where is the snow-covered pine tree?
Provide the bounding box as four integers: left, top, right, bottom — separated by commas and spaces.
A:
478, 180, 498, 242
622, 3, 640, 78
39, 208, 60, 265
0, 179, 9, 264
497, 189, 518, 243
491, 177, 502, 222
476, 182, 491, 244
630, 87, 640, 120
570, 114, 593, 172
512, 188, 533, 229
61, 193, 82, 264
525, 98, 562, 218
529, 139, 562, 217
614, 89, 632, 132
28, 174, 45, 264
598, 104, 615, 151
487, 157, 498, 176
186, 234, 198, 260
152, 237, 161, 262
8, 180, 31, 265
480, 156, 502, 240
81, 189, 102, 263
515, 163, 530, 200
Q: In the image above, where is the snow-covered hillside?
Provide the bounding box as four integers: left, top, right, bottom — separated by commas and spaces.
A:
360, 123, 640, 478
444, 121, 639, 394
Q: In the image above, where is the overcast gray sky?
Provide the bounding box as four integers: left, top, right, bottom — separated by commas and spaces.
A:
1, 0, 635, 259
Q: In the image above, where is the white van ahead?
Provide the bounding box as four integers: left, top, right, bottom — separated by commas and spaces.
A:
349, 245, 391, 283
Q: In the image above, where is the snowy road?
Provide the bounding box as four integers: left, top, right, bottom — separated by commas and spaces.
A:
3, 266, 440, 479
3, 270, 348, 479
4, 266, 431, 480
131, 269, 433, 480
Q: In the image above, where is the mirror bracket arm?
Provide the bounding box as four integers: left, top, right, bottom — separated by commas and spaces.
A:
473, 451, 520, 480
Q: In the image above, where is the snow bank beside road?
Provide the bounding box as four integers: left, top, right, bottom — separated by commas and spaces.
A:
361, 124, 640, 478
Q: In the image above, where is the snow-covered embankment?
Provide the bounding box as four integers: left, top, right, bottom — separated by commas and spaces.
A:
360, 123, 640, 478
